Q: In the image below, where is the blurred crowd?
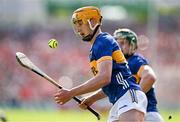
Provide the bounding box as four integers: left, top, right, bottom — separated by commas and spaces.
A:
0, 18, 179, 110
0, 24, 92, 109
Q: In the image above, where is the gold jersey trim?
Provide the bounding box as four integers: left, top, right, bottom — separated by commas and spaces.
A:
134, 65, 146, 83
112, 50, 126, 63
97, 56, 112, 63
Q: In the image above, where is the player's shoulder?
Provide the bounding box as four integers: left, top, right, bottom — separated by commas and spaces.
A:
97, 32, 116, 43
93, 32, 117, 49
130, 53, 149, 64
131, 53, 145, 59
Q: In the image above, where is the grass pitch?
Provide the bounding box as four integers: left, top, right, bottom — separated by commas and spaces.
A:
2, 109, 180, 122
4, 109, 108, 122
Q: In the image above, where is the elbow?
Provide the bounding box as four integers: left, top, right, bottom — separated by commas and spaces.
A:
148, 68, 157, 83
153, 75, 157, 82
149, 74, 157, 84
99, 74, 111, 86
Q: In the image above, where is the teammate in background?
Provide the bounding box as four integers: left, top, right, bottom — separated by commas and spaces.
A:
113, 28, 164, 122
54, 6, 147, 122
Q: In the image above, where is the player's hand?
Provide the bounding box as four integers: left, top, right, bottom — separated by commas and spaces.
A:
79, 97, 95, 110
54, 89, 73, 105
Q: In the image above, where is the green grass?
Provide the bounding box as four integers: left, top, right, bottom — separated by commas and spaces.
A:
4, 109, 108, 122
160, 109, 180, 122
2, 109, 180, 122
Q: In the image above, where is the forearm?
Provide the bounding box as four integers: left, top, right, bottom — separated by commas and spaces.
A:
139, 65, 156, 93
88, 89, 107, 102
140, 76, 155, 93
71, 74, 110, 97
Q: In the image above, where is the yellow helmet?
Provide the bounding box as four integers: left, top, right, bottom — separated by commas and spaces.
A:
72, 6, 102, 42
72, 6, 102, 25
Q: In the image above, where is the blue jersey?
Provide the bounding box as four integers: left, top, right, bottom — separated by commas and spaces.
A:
89, 32, 140, 104
127, 53, 158, 112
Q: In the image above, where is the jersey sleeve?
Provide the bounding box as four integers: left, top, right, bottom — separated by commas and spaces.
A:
133, 57, 149, 74
94, 39, 113, 63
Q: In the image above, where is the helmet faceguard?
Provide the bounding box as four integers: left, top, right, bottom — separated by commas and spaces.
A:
72, 6, 102, 42
114, 28, 138, 55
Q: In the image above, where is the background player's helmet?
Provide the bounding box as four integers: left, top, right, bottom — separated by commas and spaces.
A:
72, 6, 102, 42
114, 28, 138, 54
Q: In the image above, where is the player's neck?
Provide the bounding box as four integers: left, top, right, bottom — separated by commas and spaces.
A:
90, 29, 102, 45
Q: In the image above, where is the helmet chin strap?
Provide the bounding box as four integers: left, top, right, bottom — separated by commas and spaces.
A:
82, 20, 100, 42
82, 25, 100, 42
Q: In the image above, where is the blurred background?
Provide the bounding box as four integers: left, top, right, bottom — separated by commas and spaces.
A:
0, 0, 180, 121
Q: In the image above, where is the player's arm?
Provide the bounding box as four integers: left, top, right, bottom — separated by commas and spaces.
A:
79, 89, 107, 109
54, 60, 109, 104
71, 59, 112, 97
138, 65, 157, 93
